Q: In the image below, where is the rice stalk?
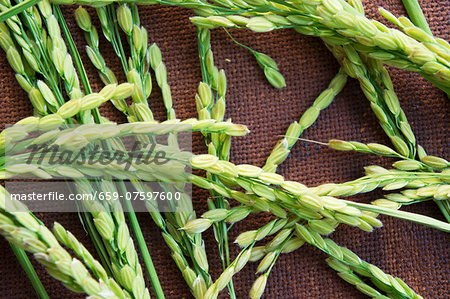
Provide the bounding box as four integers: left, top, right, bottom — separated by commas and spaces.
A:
77, 7, 214, 296
249, 233, 293, 299
6, 133, 449, 232
196, 25, 236, 298
0, 5, 154, 296
223, 29, 285, 88
296, 224, 422, 298
0, 186, 130, 298
9, 242, 49, 299
263, 68, 347, 173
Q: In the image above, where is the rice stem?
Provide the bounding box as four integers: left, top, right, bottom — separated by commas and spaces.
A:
10, 243, 49, 299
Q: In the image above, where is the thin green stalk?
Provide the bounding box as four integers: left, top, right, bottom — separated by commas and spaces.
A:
223, 28, 254, 54
435, 200, 450, 223
9, 244, 49, 299
54, 7, 89, 90
122, 196, 166, 299
400, 0, 449, 98
55, 7, 165, 297
248, 235, 292, 298
179, 232, 211, 284
344, 200, 450, 232
401, 0, 432, 35
78, 209, 114, 277
107, 4, 129, 73
0, 0, 41, 23
197, 26, 236, 299
215, 192, 236, 299
14, 14, 67, 107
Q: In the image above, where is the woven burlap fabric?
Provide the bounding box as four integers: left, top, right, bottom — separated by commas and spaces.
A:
0, 0, 448, 298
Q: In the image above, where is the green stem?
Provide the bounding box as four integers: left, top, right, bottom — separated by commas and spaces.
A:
0, 0, 41, 23
399, 0, 450, 98
435, 200, 450, 223
223, 28, 256, 54
266, 235, 291, 274
197, 27, 209, 83
121, 195, 166, 299
180, 234, 211, 284
107, 4, 129, 74
54, 6, 91, 93
401, 0, 432, 35
344, 200, 450, 232
220, 209, 236, 299
78, 208, 114, 277
197, 27, 236, 299
401, 0, 449, 99
9, 243, 49, 299
16, 12, 67, 107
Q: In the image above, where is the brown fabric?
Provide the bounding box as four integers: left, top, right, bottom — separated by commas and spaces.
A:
1, 1, 449, 298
